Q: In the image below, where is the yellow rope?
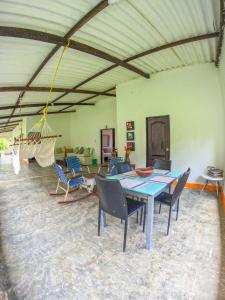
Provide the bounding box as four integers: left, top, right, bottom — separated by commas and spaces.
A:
38, 39, 71, 124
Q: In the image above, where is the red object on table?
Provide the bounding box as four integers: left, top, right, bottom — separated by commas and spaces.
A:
136, 167, 154, 177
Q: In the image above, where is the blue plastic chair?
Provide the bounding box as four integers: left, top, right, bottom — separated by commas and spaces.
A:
52, 163, 83, 201
109, 157, 123, 169
66, 156, 90, 176
116, 162, 133, 174
98, 156, 123, 176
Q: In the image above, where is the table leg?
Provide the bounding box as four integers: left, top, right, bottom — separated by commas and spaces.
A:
201, 180, 208, 194
146, 195, 154, 250
216, 181, 219, 198
101, 211, 107, 227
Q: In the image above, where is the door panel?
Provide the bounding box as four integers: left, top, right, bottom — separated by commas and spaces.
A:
146, 116, 170, 166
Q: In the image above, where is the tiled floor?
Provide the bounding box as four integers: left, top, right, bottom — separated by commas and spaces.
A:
0, 156, 224, 299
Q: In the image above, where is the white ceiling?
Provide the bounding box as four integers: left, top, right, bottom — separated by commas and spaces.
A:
0, 0, 221, 124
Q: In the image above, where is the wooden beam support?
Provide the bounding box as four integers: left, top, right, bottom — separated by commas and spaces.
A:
125, 32, 219, 62
48, 32, 218, 104
0, 102, 94, 111
0, 120, 22, 126
0, 129, 14, 133
0, 110, 76, 120
0, 86, 115, 96
64, 1, 108, 38
59, 87, 115, 112
2, 1, 109, 124
0, 124, 17, 128
0, 126, 16, 130
0, 26, 149, 79
215, 0, 225, 66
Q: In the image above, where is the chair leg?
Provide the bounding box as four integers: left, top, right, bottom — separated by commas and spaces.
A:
136, 211, 139, 224
56, 179, 60, 193
123, 220, 128, 252
143, 205, 146, 233
98, 206, 101, 236
159, 203, 161, 214
167, 206, 172, 235
64, 185, 69, 201
176, 198, 180, 221
140, 207, 143, 225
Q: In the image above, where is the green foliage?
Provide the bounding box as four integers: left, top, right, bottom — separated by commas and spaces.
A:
0, 139, 9, 152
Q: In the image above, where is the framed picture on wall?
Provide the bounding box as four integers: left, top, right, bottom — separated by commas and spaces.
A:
127, 142, 135, 151
126, 121, 135, 130
126, 131, 135, 141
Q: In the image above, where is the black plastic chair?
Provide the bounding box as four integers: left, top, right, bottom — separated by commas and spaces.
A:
116, 162, 133, 174
96, 176, 146, 252
153, 159, 171, 171
153, 159, 172, 193
155, 168, 190, 235
115, 162, 141, 220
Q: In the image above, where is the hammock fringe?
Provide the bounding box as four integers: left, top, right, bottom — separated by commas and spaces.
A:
11, 119, 60, 174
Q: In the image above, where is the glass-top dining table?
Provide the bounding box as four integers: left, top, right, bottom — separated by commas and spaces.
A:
106, 169, 182, 250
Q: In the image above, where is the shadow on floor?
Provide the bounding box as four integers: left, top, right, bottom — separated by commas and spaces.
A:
0, 223, 18, 300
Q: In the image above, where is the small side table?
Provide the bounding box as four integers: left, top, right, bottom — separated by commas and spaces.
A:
201, 174, 224, 197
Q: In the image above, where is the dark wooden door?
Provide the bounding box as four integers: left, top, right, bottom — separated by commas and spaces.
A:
146, 115, 170, 166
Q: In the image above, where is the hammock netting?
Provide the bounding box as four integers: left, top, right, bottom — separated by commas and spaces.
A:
12, 119, 58, 174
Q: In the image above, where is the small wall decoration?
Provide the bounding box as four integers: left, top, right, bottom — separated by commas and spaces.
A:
126, 131, 135, 141
126, 121, 135, 130
127, 142, 135, 151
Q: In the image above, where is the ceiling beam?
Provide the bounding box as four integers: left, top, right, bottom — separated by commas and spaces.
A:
50, 32, 218, 105
47, 66, 116, 104
0, 102, 95, 110
0, 125, 16, 130
0, 86, 115, 96
0, 120, 22, 126
0, 26, 149, 79
0, 127, 16, 132
0, 110, 76, 120
59, 87, 115, 112
125, 32, 219, 62
0, 124, 18, 128
0, 102, 94, 111
0, 129, 14, 133
2, 1, 109, 124
215, 0, 225, 66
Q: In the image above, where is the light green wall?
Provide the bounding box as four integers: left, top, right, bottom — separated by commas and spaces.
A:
117, 63, 224, 183
70, 98, 117, 162
26, 113, 72, 148
217, 38, 225, 189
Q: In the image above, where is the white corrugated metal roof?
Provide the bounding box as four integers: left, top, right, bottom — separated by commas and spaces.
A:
32, 47, 113, 88
0, 0, 100, 35
0, 0, 221, 127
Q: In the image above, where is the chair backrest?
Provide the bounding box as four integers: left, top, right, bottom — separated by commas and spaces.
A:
172, 168, 190, 205
96, 176, 128, 220
110, 165, 118, 176
109, 157, 123, 171
66, 156, 81, 175
116, 162, 133, 174
53, 163, 69, 185
153, 159, 171, 171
